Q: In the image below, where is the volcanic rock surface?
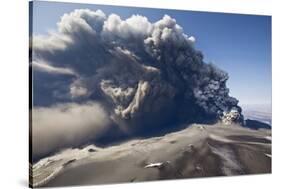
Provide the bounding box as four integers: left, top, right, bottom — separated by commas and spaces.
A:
31, 123, 271, 187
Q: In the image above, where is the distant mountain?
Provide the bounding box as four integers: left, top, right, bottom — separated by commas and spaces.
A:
245, 119, 271, 130
241, 104, 272, 126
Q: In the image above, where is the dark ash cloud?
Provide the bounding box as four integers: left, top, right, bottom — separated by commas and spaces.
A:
32, 9, 243, 158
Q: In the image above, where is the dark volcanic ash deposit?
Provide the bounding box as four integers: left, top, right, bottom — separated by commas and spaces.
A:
31, 124, 271, 187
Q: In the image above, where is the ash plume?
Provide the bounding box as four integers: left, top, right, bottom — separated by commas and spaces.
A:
32, 9, 243, 157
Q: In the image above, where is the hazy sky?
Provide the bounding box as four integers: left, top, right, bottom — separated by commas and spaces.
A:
31, 1, 271, 106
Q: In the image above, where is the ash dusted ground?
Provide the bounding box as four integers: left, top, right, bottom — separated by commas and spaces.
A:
31, 123, 271, 187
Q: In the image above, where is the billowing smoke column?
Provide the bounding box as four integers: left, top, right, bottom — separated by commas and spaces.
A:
32, 9, 242, 158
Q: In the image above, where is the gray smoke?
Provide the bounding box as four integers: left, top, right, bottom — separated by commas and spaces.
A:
32, 102, 111, 159
32, 9, 242, 158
